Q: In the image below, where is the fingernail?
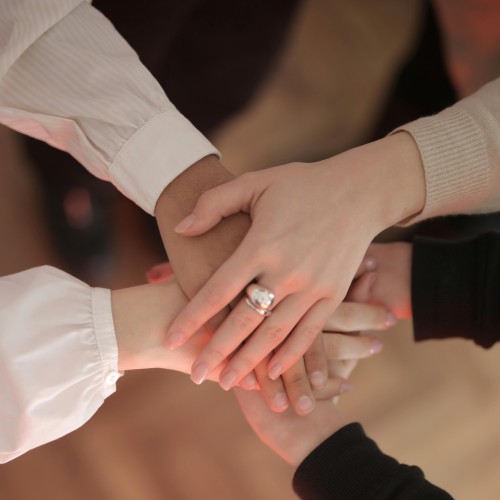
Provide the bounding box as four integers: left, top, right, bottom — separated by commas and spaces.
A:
340, 382, 353, 394
370, 338, 384, 354
297, 395, 314, 414
364, 257, 377, 271
191, 363, 209, 385
309, 371, 326, 389
174, 214, 196, 233
272, 392, 289, 411
367, 272, 378, 288
165, 331, 185, 349
220, 370, 237, 391
384, 312, 397, 328
268, 364, 282, 380
240, 372, 257, 390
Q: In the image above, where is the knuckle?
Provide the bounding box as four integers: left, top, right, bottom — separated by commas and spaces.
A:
325, 338, 341, 359
337, 303, 356, 330
305, 348, 326, 366
263, 325, 286, 345
232, 355, 256, 376
204, 287, 227, 309
204, 346, 228, 366
301, 324, 322, 342
286, 369, 307, 388
232, 313, 255, 331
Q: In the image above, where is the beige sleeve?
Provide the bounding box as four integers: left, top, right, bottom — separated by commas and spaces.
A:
395, 78, 500, 224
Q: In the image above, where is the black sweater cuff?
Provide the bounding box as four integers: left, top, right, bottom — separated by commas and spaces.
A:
293, 423, 452, 499
411, 232, 500, 348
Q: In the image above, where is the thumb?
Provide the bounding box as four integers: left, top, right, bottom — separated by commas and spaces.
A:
174, 174, 256, 236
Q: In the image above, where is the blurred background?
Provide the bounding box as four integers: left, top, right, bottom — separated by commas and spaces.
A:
1, 0, 500, 498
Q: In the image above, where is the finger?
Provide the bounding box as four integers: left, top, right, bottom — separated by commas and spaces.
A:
346, 272, 377, 302
303, 335, 328, 390
268, 298, 335, 379
281, 357, 316, 416
323, 332, 383, 360
337, 359, 359, 379
325, 301, 396, 332
190, 296, 268, 385
174, 173, 258, 236
146, 262, 173, 283
239, 371, 258, 391
165, 242, 262, 349
254, 356, 289, 413
218, 294, 313, 389
313, 375, 353, 400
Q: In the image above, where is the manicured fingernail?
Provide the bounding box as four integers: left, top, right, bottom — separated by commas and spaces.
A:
364, 257, 377, 271
174, 214, 196, 233
240, 372, 257, 390
297, 395, 314, 414
340, 382, 353, 394
309, 371, 326, 389
268, 364, 282, 380
191, 363, 209, 385
220, 370, 237, 391
165, 331, 185, 349
370, 338, 384, 354
272, 392, 289, 411
384, 312, 397, 328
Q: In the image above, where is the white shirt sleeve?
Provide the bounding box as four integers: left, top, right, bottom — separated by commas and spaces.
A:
0, 266, 119, 463
0, 0, 219, 215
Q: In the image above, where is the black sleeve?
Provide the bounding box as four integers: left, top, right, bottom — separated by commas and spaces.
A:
293, 423, 453, 500
411, 231, 500, 348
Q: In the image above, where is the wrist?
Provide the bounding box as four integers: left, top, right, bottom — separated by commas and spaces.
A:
374, 132, 426, 227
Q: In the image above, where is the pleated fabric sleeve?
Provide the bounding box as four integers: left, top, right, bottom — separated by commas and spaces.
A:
0, 266, 119, 463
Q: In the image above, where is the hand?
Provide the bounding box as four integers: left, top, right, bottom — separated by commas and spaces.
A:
235, 387, 349, 466
351, 242, 413, 319
143, 262, 391, 415
166, 133, 423, 386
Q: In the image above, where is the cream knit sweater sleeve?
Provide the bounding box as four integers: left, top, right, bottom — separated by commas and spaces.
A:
397, 77, 500, 224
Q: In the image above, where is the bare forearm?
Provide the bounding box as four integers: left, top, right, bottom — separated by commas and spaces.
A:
112, 279, 221, 375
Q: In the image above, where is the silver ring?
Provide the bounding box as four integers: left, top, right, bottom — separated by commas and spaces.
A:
245, 283, 275, 313
245, 298, 272, 316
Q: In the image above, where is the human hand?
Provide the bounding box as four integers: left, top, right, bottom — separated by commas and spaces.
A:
350, 242, 413, 319
166, 133, 423, 387
143, 262, 391, 415
235, 387, 349, 466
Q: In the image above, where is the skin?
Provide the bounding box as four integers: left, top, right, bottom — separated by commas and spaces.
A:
154, 155, 343, 414
352, 242, 413, 319
110, 276, 390, 405
234, 242, 413, 467
165, 132, 424, 390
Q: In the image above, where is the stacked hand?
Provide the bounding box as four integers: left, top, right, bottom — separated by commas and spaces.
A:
114, 265, 393, 415
165, 133, 424, 395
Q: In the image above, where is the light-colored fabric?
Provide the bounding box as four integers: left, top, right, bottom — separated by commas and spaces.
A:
0, 266, 119, 463
397, 77, 500, 223
0, 0, 219, 215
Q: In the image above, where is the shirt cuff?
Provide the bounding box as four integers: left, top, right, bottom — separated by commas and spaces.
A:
109, 109, 220, 215
393, 106, 490, 225
91, 287, 122, 397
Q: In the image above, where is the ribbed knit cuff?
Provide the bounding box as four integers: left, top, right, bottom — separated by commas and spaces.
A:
394, 107, 489, 225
